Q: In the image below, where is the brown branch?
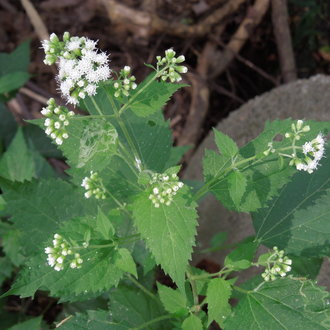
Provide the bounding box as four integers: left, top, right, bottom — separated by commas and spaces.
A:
271, 0, 297, 83
209, 0, 270, 79
101, 0, 247, 38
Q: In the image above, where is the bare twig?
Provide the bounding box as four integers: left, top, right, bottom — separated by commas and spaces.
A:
101, 0, 247, 38
209, 0, 270, 79
20, 0, 49, 41
19, 87, 48, 105
271, 0, 297, 82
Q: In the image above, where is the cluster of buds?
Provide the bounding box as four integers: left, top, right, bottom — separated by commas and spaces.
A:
81, 171, 106, 199
156, 49, 188, 83
261, 247, 292, 282
148, 172, 184, 208
45, 234, 83, 271
284, 120, 326, 174
42, 32, 111, 105
113, 66, 137, 98
263, 142, 276, 156
41, 98, 74, 145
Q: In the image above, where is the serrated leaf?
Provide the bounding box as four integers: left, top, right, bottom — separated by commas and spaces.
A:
224, 278, 330, 329
129, 74, 185, 117
157, 283, 187, 316
115, 248, 137, 277
2, 229, 25, 266
95, 207, 115, 239
0, 72, 30, 94
132, 187, 197, 292
206, 278, 232, 327
253, 150, 330, 257
7, 317, 42, 330
228, 170, 247, 207
182, 314, 203, 330
224, 240, 258, 270
213, 129, 238, 158
58, 310, 124, 330
1, 178, 97, 255
0, 128, 35, 182
110, 285, 168, 329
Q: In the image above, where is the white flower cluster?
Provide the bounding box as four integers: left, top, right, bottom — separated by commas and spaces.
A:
81, 171, 106, 199
156, 49, 187, 83
284, 120, 326, 174
148, 172, 184, 208
41, 98, 75, 145
295, 134, 326, 173
261, 247, 292, 282
114, 66, 137, 98
42, 32, 111, 105
45, 234, 83, 271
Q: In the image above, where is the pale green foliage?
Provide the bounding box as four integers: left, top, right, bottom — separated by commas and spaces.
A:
157, 283, 187, 315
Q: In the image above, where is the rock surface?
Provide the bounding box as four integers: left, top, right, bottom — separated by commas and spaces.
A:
184, 74, 330, 286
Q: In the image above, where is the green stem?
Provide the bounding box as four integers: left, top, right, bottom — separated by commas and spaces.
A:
132, 314, 173, 330
90, 97, 104, 116
233, 285, 250, 294
126, 273, 158, 301
190, 268, 232, 281
118, 68, 166, 116
186, 268, 199, 309
71, 114, 117, 120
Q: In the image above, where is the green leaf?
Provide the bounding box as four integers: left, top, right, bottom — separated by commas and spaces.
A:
0, 195, 6, 211
0, 72, 30, 94
132, 186, 198, 292
157, 283, 188, 316
1, 178, 97, 255
2, 229, 25, 266
224, 278, 330, 329
182, 314, 203, 330
129, 74, 185, 117
227, 170, 247, 208
0, 41, 30, 76
213, 129, 238, 158
289, 255, 323, 279
110, 285, 167, 329
95, 207, 115, 240
0, 257, 13, 286
224, 240, 258, 270
206, 278, 232, 327
0, 128, 35, 182
115, 248, 137, 277
253, 150, 330, 257
58, 310, 124, 330
7, 317, 42, 330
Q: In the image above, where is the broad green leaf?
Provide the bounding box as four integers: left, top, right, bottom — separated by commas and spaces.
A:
110, 285, 168, 329
115, 248, 137, 277
204, 120, 329, 212
228, 170, 247, 208
129, 74, 185, 117
224, 278, 330, 329
132, 186, 198, 292
132, 240, 156, 275
224, 240, 258, 270
157, 283, 188, 316
0, 103, 17, 147
0, 128, 35, 182
206, 278, 232, 327
1, 178, 97, 255
254, 151, 330, 257
0, 195, 6, 210
0, 72, 30, 94
213, 129, 238, 158
0, 41, 30, 75
182, 314, 203, 330
7, 317, 42, 330
2, 229, 25, 266
58, 310, 124, 330
95, 207, 115, 240
289, 255, 323, 279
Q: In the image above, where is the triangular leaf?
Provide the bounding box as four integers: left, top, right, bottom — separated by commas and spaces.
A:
115, 248, 137, 278
213, 129, 238, 158
227, 170, 247, 208
182, 314, 203, 330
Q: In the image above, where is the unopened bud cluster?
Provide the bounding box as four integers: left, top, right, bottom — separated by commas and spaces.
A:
156, 49, 188, 83
41, 98, 74, 145
148, 172, 184, 208
284, 120, 325, 174
261, 247, 292, 282
114, 66, 137, 98
45, 234, 83, 271
42, 32, 111, 105
81, 171, 106, 199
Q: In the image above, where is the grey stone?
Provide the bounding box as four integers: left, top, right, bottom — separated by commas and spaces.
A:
184, 75, 330, 283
